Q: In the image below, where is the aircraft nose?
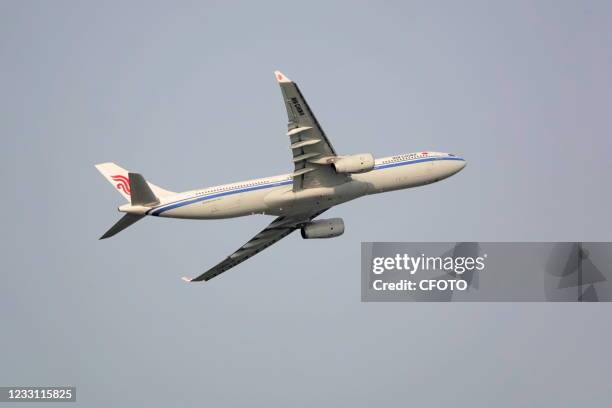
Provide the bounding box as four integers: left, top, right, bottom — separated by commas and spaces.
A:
457, 158, 467, 171
446, 156, 466, 176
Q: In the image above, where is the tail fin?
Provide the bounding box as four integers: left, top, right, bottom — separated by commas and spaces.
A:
97, 174, 157, 240
96, 162, 176, 239
95, 162, 175, 201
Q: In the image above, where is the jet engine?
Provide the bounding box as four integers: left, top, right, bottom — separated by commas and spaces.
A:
300, 218, 345, 239
332, 153, 375, 174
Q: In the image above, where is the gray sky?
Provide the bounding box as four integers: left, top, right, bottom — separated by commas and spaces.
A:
1, 1, 612, 406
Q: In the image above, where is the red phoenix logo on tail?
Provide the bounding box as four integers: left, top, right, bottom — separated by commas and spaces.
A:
111, 174, 131, 195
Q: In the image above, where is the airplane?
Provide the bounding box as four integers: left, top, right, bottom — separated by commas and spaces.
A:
96, 71, 466, 282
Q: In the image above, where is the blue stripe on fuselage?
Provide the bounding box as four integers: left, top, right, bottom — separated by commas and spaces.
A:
148, 179, 293, 216
148, 156, 464, 216
373, 156, 464, 170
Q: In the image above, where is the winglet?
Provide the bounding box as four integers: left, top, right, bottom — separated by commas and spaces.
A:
274, 70, 292, 83
181, 276, 193, 283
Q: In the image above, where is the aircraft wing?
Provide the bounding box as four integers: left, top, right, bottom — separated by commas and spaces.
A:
275, 71, 345, 191
182, 210, 327, 282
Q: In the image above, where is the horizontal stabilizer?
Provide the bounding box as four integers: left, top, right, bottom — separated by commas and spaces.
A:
129, 172, 159, 206
99, 214, 145, 240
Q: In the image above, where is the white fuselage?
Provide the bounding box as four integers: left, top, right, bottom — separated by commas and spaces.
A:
121, 152, 466, 219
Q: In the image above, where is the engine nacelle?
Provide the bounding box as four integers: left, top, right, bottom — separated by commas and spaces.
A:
332, 153, 375, 174
300, 218, 345, 239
